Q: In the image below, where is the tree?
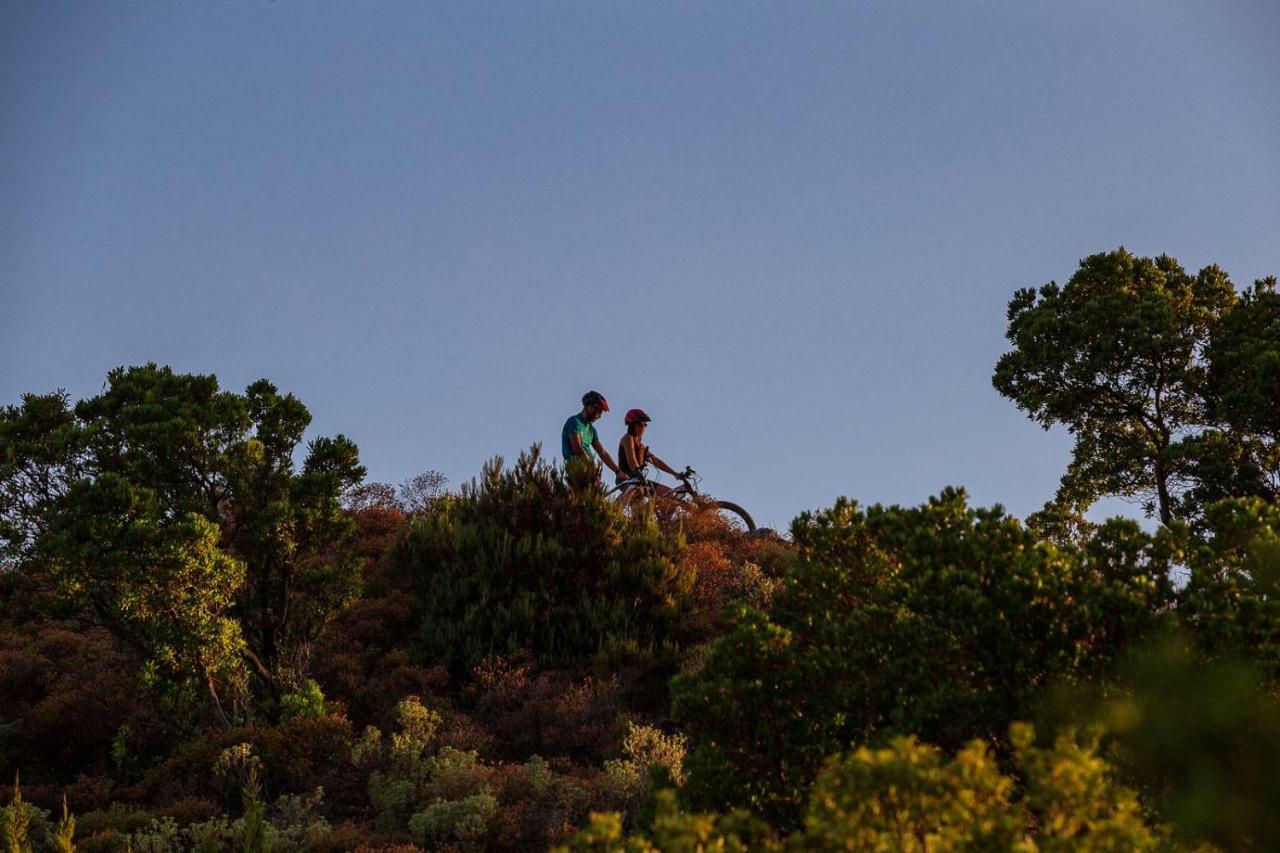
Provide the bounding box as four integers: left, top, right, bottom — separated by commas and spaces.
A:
0, 364, 365, 720
993, 248, 1238, 529
1190, 276, 1280, 508
671, 488, 1175, 825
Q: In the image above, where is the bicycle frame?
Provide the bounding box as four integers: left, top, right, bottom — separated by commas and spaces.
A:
607, 466, 700, 501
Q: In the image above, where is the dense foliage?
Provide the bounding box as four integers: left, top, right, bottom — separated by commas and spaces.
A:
2, 252, 1278, 851
671, 488, 1175, 824
389, 450, 693, 672
993, 248, 1279, 534
0, 364, 364, 726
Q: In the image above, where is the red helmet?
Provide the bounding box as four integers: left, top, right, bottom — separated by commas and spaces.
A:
582, 390, 609, 411
624, 408, 651, 426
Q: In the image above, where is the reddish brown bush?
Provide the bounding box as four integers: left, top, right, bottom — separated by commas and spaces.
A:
78, 828, 131, 853
466, 656, 624, 762
0, 620, 161, 784
124, 714, 357, 809
154, 795, 221, 824
313, 592, 449, 728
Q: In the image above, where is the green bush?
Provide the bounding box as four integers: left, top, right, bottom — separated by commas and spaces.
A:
555, 790, 776, 852
408, 792, 498, 850
0, 778, 51, 853
278, 680, 329, 721
390, 447, 692, 671
1045, 632, 1280, 849
1179, 498, 1280, 677
672, 488, 1175, 824
799, 724, 1167, 850
564, 724, 1170, 851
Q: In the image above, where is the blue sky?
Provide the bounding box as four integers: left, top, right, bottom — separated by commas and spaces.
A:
3, 1, 1278, 530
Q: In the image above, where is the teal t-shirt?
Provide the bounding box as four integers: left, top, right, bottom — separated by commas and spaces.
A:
562, 414, 598, 462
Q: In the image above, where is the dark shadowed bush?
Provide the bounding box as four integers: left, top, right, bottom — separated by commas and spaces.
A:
389, 448, 693, 672
0, 621, 162, 785
672, 488, 1176, 825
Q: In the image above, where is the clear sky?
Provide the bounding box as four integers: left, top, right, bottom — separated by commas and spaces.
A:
3, 1, 1278, 530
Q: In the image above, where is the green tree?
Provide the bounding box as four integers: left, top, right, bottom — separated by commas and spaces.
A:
39, 475, 247, 724
672, 489, 1174, 825
1189, 276, 1280, 509
0, 364, 365, 719
992, 248, 1238, 530
1178, 497, 1280, 678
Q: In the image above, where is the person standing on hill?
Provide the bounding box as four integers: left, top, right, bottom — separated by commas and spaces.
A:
562, 390, 624, 481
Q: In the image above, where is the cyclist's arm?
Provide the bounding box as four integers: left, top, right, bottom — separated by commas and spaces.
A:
649, 452, 684, 479
567, 432, 587, 458
592, 438, 623, 478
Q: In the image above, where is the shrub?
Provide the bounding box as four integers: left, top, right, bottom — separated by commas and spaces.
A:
278, 680, 329, 721
1045, 632, 1280, 849
389, 448, 692, 671
798, 725, 1166, 850
49, 798, 75, 853
407, 792, 497, 850
563, 725, 1170, 851
0, 622, 154, 782
0, 777, 51, 853
555, 790, 776, 852
128, 816, 182, 853
78, 828, 131, 853
128, 714, 355, 809
76, 802, 156, 838
466, 656, 624, 762
602, 722, 687, 809
183, 816, 233, 853
673, 489, 1175, 824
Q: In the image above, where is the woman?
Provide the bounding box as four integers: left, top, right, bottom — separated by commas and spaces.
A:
617, 408, 686, 495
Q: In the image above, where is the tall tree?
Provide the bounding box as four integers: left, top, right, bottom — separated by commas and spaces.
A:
1192, 277, 1280, 507
0, 364, 365, 720
992, 248, 1237, 530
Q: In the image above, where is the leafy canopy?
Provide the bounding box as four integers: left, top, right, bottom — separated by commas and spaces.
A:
0, 364, 365, 722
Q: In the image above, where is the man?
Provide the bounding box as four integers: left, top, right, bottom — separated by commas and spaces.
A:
562, 390, 624, 481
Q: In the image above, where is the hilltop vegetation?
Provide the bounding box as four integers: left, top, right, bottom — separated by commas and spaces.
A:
2, 248, 1279, 850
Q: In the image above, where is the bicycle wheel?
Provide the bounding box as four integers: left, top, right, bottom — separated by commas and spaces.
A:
621, 489, 691, 527
702, 500, 756, 534
617, 486, 649, 521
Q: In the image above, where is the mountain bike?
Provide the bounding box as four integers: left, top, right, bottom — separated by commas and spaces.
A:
608, 466, 756, 533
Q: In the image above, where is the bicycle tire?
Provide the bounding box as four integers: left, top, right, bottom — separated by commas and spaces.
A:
701, 500, 756, 533
617, 486, 648, 521
619, 488, 688, 526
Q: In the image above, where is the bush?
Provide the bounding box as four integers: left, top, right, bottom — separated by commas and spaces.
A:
602, 722, 687, 809
0, 622, 155, 782
798, 724, 1167, 850
389, 448, 692, 671
466, 656, 624, 762
278, 680, 329, 721
1044, 632, 1280, 849
408, 792, 498, 850
672, 489, 1175, 824
563, 724, 1170, 851
0, 778, 52, 853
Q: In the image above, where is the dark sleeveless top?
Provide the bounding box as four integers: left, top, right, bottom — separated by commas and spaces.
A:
618, 436, 652, 478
